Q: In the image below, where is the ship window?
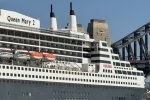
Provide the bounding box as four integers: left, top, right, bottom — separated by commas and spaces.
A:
114, 56, 119, 60
89, 73, 91, 76
115, 70, 117, 74
10, 73, 13, 76
32, 75, 34, 78
39, 69, 41, 72
36, 75, 38, 78
7, 73, 9, 76
127, 71, 132, 75
14, 74, 16, 77
3, 66, 5, 69
122, 71, 127, 74
112, 56, 114, 59
102, 42, 107, 47
39, 76, 41, 78
32, 68, 34, 71
10, 66, 13, 69
18, 74, 20, 77
118, 70, 122, 74
18, 67, 20, 70
21, 67, 24, 70
141, 73, 144, 76
113, 62, 115, 66
132, 72, 136, 75
121, 63, 125, 67
43, 76, 45, 79
126, 64, 130, 67
53, 70, 55, 73
98, 48, 108, 52
46, 70, 48, 72
7, 66, 9, 69
25, 74, 27, 77
91, 54, 110, 58
111, 50, 113, 53
29, 68, 31, 71
83, 73, 85, 76
91, 60, 111, 64
116, 62, 120, 66
137, 72, 140, 76
25, 68, 27, 71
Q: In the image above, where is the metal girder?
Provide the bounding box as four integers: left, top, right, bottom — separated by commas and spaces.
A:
137, 38, 148, 60
111, 22, 150, 48
112, 29, 150, 49
125, 44, 135, 60
111, 22, 150, 77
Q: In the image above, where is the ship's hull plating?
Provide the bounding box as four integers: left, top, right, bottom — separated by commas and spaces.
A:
0, 79, 143, 100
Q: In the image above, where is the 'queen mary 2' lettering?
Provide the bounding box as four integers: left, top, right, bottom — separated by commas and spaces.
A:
7, 16, 35, 26
103, 64, 112, 68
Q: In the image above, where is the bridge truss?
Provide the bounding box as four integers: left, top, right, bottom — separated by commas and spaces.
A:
111, 22, 150, 77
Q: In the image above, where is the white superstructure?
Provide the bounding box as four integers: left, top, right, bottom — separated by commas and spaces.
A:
0, 2, 145, 100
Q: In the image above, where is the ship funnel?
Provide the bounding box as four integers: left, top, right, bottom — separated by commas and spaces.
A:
70, 2, 77, 32
50, 4, 57, 30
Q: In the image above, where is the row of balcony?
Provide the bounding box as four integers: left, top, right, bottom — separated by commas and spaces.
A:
0, 37, 83, 51
0, 22, 85, 40
0, 43, 83, 58
0, 33, 83, 46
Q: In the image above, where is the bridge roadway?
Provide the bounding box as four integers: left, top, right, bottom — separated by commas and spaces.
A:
111, 22, 150, 77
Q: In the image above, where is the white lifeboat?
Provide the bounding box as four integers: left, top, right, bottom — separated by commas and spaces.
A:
13, 50, 30, 60
42, 53, 56, 61
29, 51, 43, 61
0, 48, 13, 58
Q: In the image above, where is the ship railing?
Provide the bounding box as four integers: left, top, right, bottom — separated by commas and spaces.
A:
55, 61, 69, 70
73, 62, 80, 68
0, 22, 85, 39
69, 62, 81, 71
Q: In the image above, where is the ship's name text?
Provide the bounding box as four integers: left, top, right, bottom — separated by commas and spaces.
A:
7, 16, 35, 26
103, 64, 112, 68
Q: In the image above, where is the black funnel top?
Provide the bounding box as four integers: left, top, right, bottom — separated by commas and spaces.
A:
50, 4, 55, 17
70, 2, 75, 15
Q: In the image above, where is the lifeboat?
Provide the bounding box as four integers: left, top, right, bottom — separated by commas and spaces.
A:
42, 53, 56, 61
13, 50, 30, 60
29, 51, 43, 60
0, 48, 13, 58
14, 50, 30, 60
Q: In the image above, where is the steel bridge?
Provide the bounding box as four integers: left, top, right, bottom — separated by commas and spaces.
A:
111, 22, 150, 77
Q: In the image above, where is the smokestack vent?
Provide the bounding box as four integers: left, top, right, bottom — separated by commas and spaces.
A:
70, 2, 77, 32
70, 2, 75, 15
50, 4, 57, 30
50, 5, 55, 17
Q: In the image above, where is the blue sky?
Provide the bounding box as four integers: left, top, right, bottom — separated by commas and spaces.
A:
1, 0, 150, 81
2, 0, 150, 43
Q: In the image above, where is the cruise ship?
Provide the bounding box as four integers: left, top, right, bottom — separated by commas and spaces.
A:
0, 2, 144, 100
